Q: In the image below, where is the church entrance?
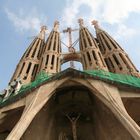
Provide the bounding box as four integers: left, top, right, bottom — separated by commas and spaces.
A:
21, 85, 134, 140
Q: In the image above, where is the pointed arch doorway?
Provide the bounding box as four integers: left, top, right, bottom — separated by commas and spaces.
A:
21, 82, 134, 140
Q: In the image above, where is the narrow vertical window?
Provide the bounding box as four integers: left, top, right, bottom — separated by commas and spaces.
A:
18, 62, 25, 76
101, 34, 112, 50
83, 54, 87, 68
53, 34, 57, 51
45, 55, 49, 66
92, 51, 97, 60
26, 62, 32, 74
87, 52, 91, 62
105, 57, 115, 72
32, 64, 39, 80
98, 52, 105, 67
51, 55, 55, 69
56, 57, 59, 71
112, 54, 122, 70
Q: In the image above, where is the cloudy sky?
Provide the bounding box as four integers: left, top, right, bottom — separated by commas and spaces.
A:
0, 0, 140, 90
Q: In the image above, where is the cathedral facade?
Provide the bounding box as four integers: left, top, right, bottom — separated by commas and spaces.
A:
0, 19, 140, 140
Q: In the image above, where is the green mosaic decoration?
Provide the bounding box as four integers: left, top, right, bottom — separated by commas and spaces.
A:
84, 70, 140, 88
1, 69, 140, 107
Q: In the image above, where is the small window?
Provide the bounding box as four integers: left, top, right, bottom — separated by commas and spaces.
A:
18, 62, 25, 77
26, 62, 32, 74
45, 55, 49, 66
87, 52, 91, 62
51, 55, 55, 69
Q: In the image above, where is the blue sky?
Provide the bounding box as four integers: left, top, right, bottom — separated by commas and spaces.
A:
1, 0, 140, 90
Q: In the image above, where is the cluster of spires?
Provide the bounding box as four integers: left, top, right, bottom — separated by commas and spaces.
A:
10, 18, 140, 85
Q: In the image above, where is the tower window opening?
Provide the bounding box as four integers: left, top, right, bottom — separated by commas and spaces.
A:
87, 37, 92, 46
53, 41, 56, 51
104, 58, 110, 70
92, 51, 97, 60
98, 34, 106, 53
58, 36, 61, 52
32, 64, 39, 80
83, 38, 87, 48
82, 30, 87, 48
53, 34, 57, 51
98, 52, 106, 67
101, 34, 112, 50
94, 38, 99, 48
37, 42, 44, 59
56, 57, 59, 71
106, 35, 117, 49
83, 54, 87, 68
112, 54, 122, 70
31, 40, 40, 58
85, 29, 92, 46
26, 62, 32, 74
48, 35, 53, 50
58, 43, 61, 52
79, 39, 83, 50
26, 39, 36, 57
26, 47, 32, 58
31, 46, 37, 58
51, 55, 55, 69
48, 41, 52, 50
18, 62, 25, 77
45, 55, 49, 66
87, 52, 91, 63
45, 38, 50, 51
38, 58, 43, 71
119, 53, 131, 70
107, 57, 115, 72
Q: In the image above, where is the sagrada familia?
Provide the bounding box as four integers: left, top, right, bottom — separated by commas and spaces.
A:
0, 18, 140, 140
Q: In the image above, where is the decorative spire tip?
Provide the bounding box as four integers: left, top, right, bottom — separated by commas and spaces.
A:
91, 20, 99, 28
40, 25, 47, 32
38, 25, 47, 40
78, 18, 84, 27
54, 20, 59, 31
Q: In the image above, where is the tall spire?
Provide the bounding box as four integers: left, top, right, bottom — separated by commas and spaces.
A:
39, 21, 61, 75
10, 25, 47, 84
92, 20, 140, 77
78, 18, 108, 71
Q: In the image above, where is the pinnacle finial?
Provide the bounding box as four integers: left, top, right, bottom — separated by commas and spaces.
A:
53, 20, 59, 32
91, 20, 99, 28
78, 18, 84, 27
38, 25, 47, 40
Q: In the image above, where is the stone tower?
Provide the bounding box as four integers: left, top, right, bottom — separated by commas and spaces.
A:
10, 26, 47, 84
39, 21, 61, 75
92, 20, 139, 77
78, 19, 108, 71
0, 19, 140, 140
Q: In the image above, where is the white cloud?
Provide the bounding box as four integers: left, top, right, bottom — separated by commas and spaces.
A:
5, 8, 47, 33
61, 0, 140, 41
114, 24, 137, 40
62, 0, 140, 26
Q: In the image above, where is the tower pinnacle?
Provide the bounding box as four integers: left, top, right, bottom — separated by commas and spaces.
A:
53, 20, 59, 32
78, 18, 84, 27
91, 20, 99, 28
38, 25, 47, 40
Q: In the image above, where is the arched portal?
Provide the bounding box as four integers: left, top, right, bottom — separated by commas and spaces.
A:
21, 84, 134, 140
